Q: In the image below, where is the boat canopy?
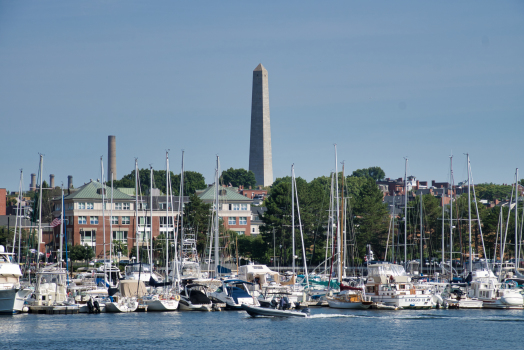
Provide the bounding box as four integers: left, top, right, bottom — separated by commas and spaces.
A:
367, 264, 407, 277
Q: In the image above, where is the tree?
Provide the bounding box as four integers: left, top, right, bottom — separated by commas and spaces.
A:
351, 167, 385, 181
353, 178, 390, 259
113, 240, 128, 258
474, 183, 513, 201
31, 181, 62, 223
183, 194, 211, 253
70, 244, 94, 267
221, 168, 257, 188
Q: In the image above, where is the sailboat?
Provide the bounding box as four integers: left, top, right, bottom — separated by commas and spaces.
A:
465, 163, 523, 309
144, 155, 180, 311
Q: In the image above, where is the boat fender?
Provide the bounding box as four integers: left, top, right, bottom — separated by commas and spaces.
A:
174, 294, 180, 301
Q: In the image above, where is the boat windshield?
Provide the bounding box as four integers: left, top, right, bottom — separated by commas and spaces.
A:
367, 264, 406, 277
126, 264, 151, 273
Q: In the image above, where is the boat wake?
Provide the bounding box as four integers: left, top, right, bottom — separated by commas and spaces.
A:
309, 314, 359, 319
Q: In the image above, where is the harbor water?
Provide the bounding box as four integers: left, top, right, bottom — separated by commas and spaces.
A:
1, 307, 522, 349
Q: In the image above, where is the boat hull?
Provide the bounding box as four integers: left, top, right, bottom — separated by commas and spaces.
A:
105, 300, 138, 313
241, 304, 309, 317
327, 299, 372, 309
145, 299, 179, 311
178, 300, 212, 311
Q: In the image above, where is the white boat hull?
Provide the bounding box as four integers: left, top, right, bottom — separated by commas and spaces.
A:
105, 300, 138, 313
145, 299, 179, 311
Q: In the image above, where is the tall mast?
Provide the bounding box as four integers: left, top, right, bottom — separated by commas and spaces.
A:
449, 155, 454, 281
292, 166, 310, 288
341, 161, 345, 277
403, 157, 408, 268
441, 190, 445, 269
165, 151, 170, 282
13, 170, 23, 258
420, 190, 423, 275
109, 172, 114, 285
334, 144, 341, 282
37, 154, 43, 270
180, 152, 185, 257
515, 168, 519, 273
101, 156, 106, 286
291, 164, 295, 277
467, 153, 472, 274
149, 166, 154, 268
135, 159, 139, 263
214, 156, 220, 277
392, 195, 395, 263
59, 183, 64, 266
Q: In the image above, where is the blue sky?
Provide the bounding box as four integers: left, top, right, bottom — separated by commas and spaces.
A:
1, 1, 523, 191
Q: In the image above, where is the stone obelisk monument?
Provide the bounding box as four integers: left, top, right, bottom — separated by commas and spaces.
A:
249, 63, 273, 187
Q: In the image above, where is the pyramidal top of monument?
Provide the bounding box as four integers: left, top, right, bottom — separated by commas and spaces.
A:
253, 63, 267, 72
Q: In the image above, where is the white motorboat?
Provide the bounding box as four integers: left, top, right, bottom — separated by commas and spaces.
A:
241, 303, 310, 317
442, 284, 482, 309
0, 245, 31, 314
209, 279, 259, 310
365, 262, 433, 309
179, 284, 213, 311
466, 260, 523, 309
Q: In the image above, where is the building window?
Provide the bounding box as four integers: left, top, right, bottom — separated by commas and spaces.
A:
139, 217, 151, 226
80, 230, 96, 246
115, 203, 122, 210
228, 217, 236, 225
239, 217, 247, 225
111, 216, 118, 225
138, 203, 147, 210
160, 217, 173, 227
78, 203, 85, 210
113, 231, 128, 241
54, 204, 61, 211
232, 204, 240, 211
252, 228, 255, 233
123, 203, 130, 210
78, 216, 87, 224
86, 203, 94, 210
90, 216, 99, 225
236, 231, 244, 235
241, 204, 248, 210
122, 216, 130, 225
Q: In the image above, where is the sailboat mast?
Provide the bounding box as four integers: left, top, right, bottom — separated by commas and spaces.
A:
101, 157, 107, 286
515, 168, 519, 273
214, 156, 220, 277
291, 164, 295, 276
149, 166, 154, 268
135, 159, 139, 263
109, 173, 113, 285
420, 190, 423, 274
292, 168, 310, 288
37, 154, 43, 270
334, 145, 341, 282
449, 155, 454, 281
17, 170, 23, 261
467, 153, 472, 274
59, 184, 64, 266
165, 152, 170, 283
341, 161, 345, 278
403, 157, 408, 268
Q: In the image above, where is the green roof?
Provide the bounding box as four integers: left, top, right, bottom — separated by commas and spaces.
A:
65, 181, 134, 200
117, 187, 135, 196
197, 185, 252, 202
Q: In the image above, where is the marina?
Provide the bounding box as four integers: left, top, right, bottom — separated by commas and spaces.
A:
2, 308, 523, 350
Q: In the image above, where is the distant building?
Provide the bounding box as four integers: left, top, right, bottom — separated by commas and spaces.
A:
51, 180, 186, 258
196, 185, 254, 236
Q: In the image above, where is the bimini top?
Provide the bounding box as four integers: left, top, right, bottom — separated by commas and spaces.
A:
367, 263, 407, 277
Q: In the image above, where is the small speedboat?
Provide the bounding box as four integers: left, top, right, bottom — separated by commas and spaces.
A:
241, 304, 310, 318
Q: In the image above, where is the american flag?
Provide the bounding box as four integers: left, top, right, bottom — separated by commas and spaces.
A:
50, 218, 62, 227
